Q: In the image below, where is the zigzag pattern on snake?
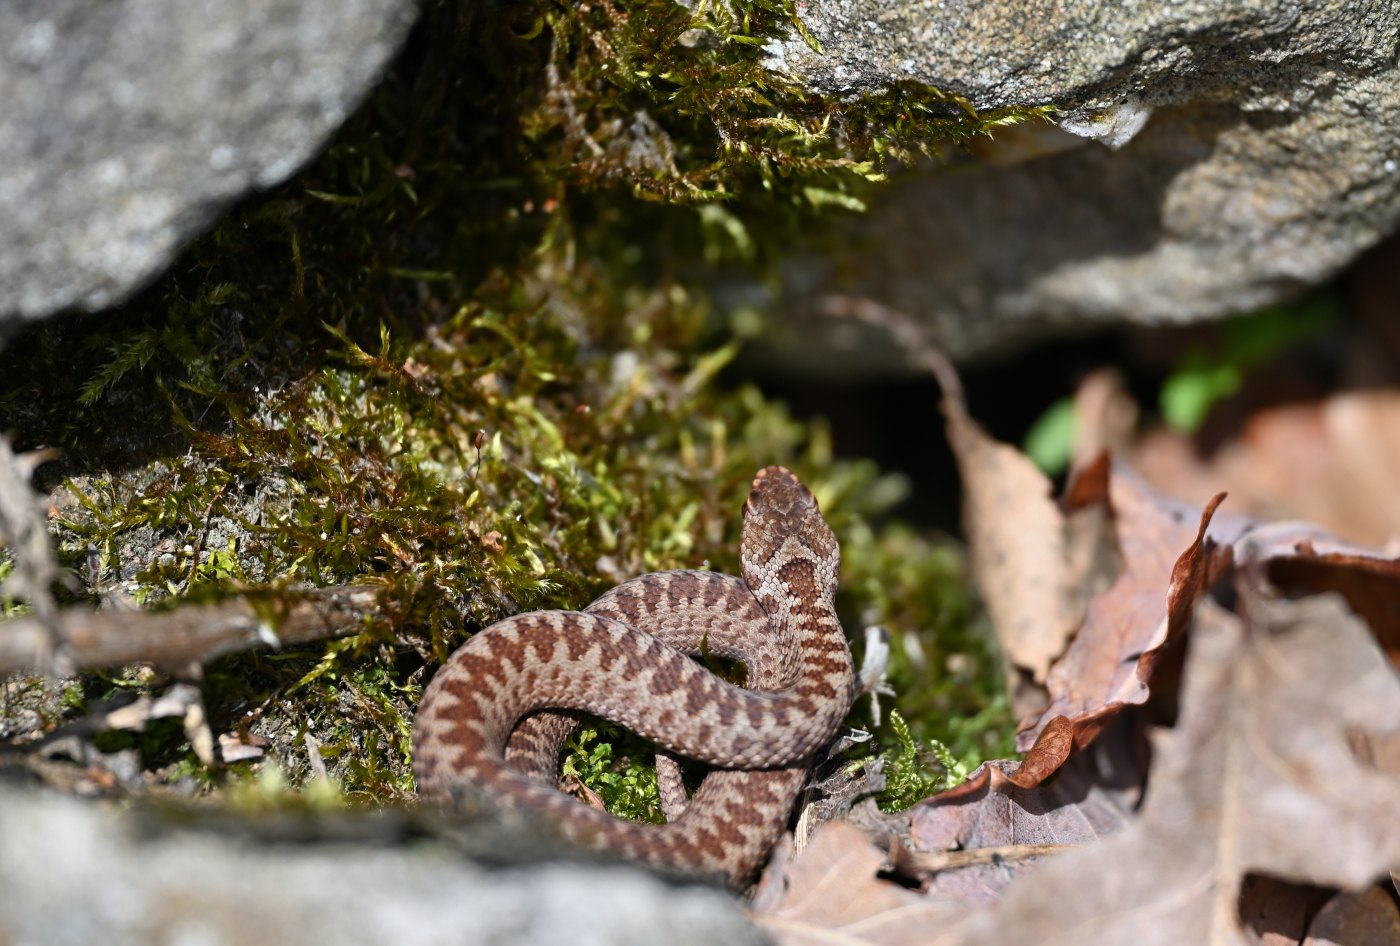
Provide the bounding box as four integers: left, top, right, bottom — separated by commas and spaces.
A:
413, 466, 857, 887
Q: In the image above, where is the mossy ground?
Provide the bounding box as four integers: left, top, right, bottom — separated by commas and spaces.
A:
0, 0, 1025, 818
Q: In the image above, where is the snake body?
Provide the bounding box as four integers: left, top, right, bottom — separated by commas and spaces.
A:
413, 466, 856, 887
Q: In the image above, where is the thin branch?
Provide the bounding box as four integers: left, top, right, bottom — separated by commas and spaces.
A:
905, 843, 1078, 873
0, 435, 63, 668
0, 585, 382, 676
816, 295, 965, 408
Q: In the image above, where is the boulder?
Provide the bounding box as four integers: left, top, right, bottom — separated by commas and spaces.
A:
763, 0, 1400, 364
0, 785, 765, 946
0, 0, 418, 332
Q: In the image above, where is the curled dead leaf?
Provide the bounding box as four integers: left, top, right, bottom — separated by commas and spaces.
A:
820, 297, 1097, 688
904, 724, 1140, 907
1302, 887, 1400, 946
936, 594, 1400, 946
750, 820, 959, 946
946, 381, 1082, 686
1235, 520, 1400, 671
1070, 368, 1138, 473
1005, 716, 1073, 788
1135, 390, 1400, 548
1017, 469, 1233, 752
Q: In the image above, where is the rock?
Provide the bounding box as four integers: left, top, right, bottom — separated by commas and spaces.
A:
762, 0, 1400, 365
0, 0, 418, 331
0, 785, 766, 946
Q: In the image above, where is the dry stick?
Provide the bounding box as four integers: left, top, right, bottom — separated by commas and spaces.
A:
0, 438, 64, 670
906, 843, 1078, 873
562, 774, 609, 812
817, 295, 965, 408
0, 585, 382, 676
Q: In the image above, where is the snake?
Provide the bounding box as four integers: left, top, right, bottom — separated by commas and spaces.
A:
413, 466, 857, 887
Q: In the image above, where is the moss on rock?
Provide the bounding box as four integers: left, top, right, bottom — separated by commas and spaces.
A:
0, 0, 1027, 815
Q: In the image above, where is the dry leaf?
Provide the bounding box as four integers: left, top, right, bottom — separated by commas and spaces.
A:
1078, 370, 1400, 670
923, 716, 1078, 810
218, 730, 269, 763
946, 380, 1083, 685
1017, 467, 1231, 751
1069, 368, 1139, 473
1134, 390, 1400, 548
905, 725, 1139, 906
1302, 887, 1400, 946
1238, 875, 1335, 946
938, 594, 1400, 946
820, 296, 1087, 686
1235, 520, 1400, 671
751, 821, 959, 946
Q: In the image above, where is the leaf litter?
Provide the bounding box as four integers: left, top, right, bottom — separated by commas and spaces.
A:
770, 301, 1400, 946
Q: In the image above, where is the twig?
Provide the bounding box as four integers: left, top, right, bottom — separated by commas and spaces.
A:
305, 732, 329, 780
0, 585, 382, 677
905, 843, 1078, 873
816, 296, 965, 408
0, 435, 63, 670
562, 774, 608, 812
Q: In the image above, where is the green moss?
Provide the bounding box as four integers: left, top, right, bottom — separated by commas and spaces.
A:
0, 558, 25, 618
839, 520, 1017, 767
876, 709, 970, 811
560, 721, 667, 824
0, 0, 1025, 811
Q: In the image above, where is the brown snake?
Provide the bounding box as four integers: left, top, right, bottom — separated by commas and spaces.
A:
413, 466, 857, 887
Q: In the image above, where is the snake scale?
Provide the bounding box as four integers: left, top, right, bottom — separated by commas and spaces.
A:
413, 466, 857, 887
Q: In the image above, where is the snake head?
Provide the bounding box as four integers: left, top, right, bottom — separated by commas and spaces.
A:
741, 466, 839, 583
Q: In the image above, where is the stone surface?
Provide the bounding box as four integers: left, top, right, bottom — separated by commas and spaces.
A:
0, 785, 766, 946
0, 0, 418, 330
761, 0, 1400, 366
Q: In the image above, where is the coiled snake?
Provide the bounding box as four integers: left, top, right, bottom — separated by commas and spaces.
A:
413, 466, 857, 887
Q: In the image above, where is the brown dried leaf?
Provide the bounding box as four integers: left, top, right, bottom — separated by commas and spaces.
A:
948, 387, 1082, 684
218, 730, 268, 763
1060, 453, 1125, 641
820, 297, 1086, 685
1070, 368, 1139, 474
1005, 716, 1074, 788
1134, 390, 1400, 548
906, 738, 1137, 907
1082, 370, 1400, 671
1017, 468, 1232, 751
939, 595, 1400, 946
750, 821, 959, 946
1235, 521, 1400, 671
1238, 876, 1335, 946
1302, 888, 1400, 946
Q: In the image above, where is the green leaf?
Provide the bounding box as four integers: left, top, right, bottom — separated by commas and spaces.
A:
1022, 396, 1077, 476
1160, 364, 1242, 434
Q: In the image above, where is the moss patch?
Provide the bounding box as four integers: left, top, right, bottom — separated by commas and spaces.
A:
0, 0, 1026, 815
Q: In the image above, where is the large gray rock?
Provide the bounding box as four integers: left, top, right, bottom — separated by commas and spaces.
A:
0, 785, 766, 946
0, 0, 418, 329
761, 0, 1400, 364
